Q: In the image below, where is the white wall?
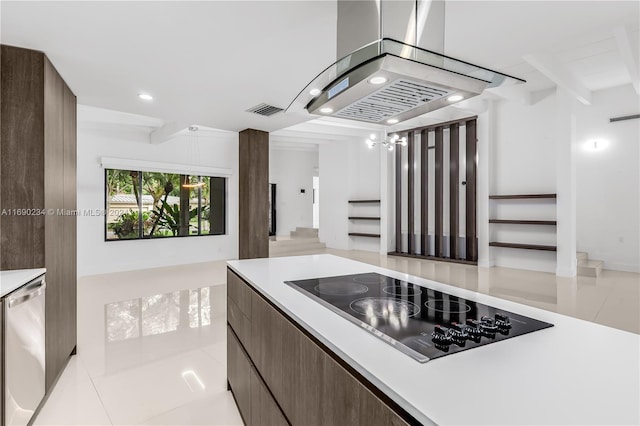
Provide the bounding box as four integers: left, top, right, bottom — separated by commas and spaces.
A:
77, 107, 238, 277
488, 91, 560, 273
319, 138, 382, 252
487, 84, 639, 273
269, 147, 318, 236
575, 84, 640, 272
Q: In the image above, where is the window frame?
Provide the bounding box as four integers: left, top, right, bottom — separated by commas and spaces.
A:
104, 169, 227, 242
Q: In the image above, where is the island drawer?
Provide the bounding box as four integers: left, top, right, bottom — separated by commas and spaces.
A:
226, 266, 412, 426
227, 269, 252, 319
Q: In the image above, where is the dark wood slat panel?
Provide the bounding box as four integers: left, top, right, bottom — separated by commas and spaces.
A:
388, 251, 477, 265
490, 219, 557, 225
395, 144, 402, 253
434, 127, 443, 257
449, 123, 459, 259
348, 199, 381, 203
239, 129, 269, 259
401, 115, 478, 133
348, 217, 381, 220
465, 119, 478, 261
489, 242, 557, 251
407, 131, 415, 254
420, 129, 428, 256
0, 46, 45, 270
348, 233, 380, 238
489, 194, 557, 200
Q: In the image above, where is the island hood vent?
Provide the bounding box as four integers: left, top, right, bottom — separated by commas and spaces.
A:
287, 0, 524, 125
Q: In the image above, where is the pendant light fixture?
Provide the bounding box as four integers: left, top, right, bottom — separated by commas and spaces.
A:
365, 130, 407, 151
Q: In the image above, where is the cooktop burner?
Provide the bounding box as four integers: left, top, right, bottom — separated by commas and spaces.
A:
349, 297, 421, 318
382, 285, 421, 296
425, 298, 472, 314
314, 281, 369, 296
353, 275, 387, 285
286, 272, 553, 362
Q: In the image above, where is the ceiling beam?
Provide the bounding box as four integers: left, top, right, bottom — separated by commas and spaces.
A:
485, 85, 532, 105
149, 121, 190, 144
613, 25, 640, 95
523, 53, 592, 105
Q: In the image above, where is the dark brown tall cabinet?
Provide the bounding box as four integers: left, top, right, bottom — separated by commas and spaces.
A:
0, 45, 77, 390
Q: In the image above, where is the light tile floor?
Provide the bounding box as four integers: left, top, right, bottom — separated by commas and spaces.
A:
34, 251, 639, 425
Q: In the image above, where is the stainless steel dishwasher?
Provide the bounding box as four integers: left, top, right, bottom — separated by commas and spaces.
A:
4, 274, 46, 426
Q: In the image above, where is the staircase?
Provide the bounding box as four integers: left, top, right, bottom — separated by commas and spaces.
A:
577, 252, 604, 277
269, 227, 326, 257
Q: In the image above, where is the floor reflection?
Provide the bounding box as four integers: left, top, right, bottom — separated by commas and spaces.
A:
104, 286, 222, 375
106, 287, 212, 343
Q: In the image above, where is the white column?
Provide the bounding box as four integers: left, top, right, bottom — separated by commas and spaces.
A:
477, 100, 495, 268
555, 88, 577, 277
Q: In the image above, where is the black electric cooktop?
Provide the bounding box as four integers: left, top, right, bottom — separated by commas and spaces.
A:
285, 272, 553, 362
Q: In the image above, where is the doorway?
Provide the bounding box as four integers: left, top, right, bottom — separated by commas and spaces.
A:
312, 176, 319, 229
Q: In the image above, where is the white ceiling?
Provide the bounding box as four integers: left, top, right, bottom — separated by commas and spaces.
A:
2, 1, 638, 136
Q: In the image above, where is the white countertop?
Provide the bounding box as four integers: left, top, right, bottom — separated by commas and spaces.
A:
0, 268, 46, 298
227, 254, 640, 426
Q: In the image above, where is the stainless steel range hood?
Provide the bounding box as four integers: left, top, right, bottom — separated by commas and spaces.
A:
288, 1, 524, 125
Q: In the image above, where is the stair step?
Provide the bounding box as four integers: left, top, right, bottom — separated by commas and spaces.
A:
576, 252, 588, 261
269, 247, 327, 258
269, 237, 321, 247
269, 243, 326, 253
291, 227, 319, 239
577, 259, 603, 277
269, 240, 326, 255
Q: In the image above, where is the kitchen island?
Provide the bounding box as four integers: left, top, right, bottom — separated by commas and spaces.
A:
227, 254, 639, 425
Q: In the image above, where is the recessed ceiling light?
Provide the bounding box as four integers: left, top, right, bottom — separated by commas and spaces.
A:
447, 95, 463, 102
309, 88, 321, 96
138, 93, 153, 101
368, 76, 388, 85
387, 118, 399, 124
320, 107, 333, 114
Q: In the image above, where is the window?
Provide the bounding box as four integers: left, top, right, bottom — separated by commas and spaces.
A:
105, 168, 226, 240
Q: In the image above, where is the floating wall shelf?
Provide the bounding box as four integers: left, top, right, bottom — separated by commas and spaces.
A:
348, 233, 381, 238
489, 219, 557, 225
489, 242, 557, 251
489, 194, 557, 200
489, 194, 557, 254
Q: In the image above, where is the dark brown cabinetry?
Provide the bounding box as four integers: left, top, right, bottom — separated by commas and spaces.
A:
226, 268, 411, 426
0, 45, 77, 390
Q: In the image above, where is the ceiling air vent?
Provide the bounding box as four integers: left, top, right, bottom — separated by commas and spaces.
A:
246, 103, 284, 117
